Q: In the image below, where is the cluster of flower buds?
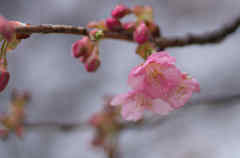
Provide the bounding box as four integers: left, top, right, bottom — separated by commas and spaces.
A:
87, 4, 160, 60
88, 95, 122, 156
0, 16, 30, 93
71, 28, 103, 72
0, 89, 31, 138
111, 51, 200, 121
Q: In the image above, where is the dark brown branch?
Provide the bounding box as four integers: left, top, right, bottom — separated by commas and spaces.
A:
15, 24, 133, 41
15, 16, 240, 48
156, 16, 240, 48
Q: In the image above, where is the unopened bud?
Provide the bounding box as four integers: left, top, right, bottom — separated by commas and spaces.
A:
71, 37, 93, 59
134, 22, 150, 44
72, 40, 87, 58
0, 71, 10, 92
111, 4, 131, 19
84, 47, 101, 72
105, 18, 122, 31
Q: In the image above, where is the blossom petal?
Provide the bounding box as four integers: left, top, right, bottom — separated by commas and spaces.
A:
121, 101, 144, 121
111, 93, 130, 106
148, 52, 176, 65
128, 66, 145, 90
150, 98, 173, 115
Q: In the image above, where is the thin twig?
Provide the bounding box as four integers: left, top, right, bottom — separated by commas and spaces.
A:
15, 16, 240, 48
15, 24, 133, 41
156, 16, 240, 48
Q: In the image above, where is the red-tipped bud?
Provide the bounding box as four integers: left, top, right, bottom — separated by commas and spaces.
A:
134, 22, 150, 44
123, 22, 136, 32
84, 47, 101, 72
72, 40, 87, 58
0, 71, 10, 92
105, 18, 122, 31
111, 4, 131, 19
72, 37, 93, 59
85, 58, 101, 72
0, 16, 14, 42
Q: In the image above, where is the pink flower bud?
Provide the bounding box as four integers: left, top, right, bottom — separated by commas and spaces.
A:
85, 59, 101, 72
84, 47, 101, 72
133, 22, 150, 44
123, 22, 136, 31
72, 40, 87, 58
105, 18, 122, 31
71, 37, 93, 59
111, 4, 131, 19
0, 16, 14, 42
0, 71, 10, 92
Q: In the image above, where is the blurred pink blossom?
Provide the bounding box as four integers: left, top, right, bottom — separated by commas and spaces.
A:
111, 90, 173, 121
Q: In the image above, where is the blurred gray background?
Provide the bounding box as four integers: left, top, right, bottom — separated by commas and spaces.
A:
0, 0, 240, 157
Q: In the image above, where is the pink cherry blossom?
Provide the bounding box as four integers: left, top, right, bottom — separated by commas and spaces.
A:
166, 73, 200, 108
112, 51, 200, 121
111, 90, 173, 121
128, 52, 182, 99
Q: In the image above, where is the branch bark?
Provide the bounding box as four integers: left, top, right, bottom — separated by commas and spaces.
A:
15, 16, 240, 48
